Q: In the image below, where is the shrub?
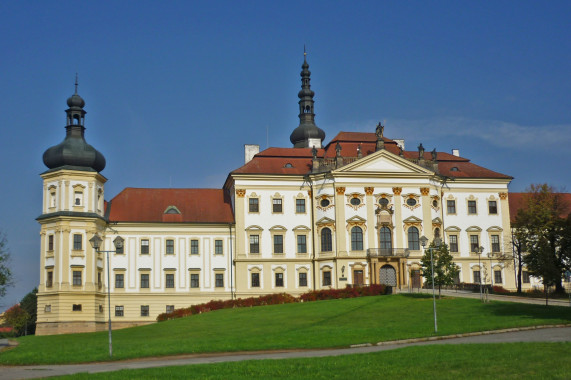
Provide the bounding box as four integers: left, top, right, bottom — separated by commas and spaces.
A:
157, 285, 387, 322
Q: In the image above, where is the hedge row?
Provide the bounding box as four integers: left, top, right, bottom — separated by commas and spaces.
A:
156, 284, 388, 322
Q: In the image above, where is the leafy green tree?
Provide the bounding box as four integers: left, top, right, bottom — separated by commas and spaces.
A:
421, 242, 459, 298
514, 184, 571, 299
0, 232, 13, 299
19, 288, 37, 335
2, 304, 29, 336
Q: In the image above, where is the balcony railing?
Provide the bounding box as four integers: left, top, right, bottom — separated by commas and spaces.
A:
367, 248, 410, 258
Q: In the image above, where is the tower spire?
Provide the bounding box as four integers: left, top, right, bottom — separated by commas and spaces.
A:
289, 48, 326, 148
74, 73, 78, 94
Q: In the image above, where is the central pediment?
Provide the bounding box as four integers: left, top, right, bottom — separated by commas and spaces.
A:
334, 150, 434, 175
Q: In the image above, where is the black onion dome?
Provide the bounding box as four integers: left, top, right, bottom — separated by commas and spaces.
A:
43, 88, 106, 172
289, 54, 325, 148
43, 134, 106, 172
67, 93, 85, 108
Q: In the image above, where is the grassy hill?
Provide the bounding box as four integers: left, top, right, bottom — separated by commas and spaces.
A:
1, 294, 570, 365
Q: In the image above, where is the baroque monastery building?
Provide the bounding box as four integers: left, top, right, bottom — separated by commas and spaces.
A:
37, 57, 516, 335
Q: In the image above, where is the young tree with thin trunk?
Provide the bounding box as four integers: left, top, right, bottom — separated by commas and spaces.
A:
421, 243, 459, 298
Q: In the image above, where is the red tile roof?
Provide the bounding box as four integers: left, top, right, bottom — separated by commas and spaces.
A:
232, 132, 511, 179
509, 192, 571, 222
108, 188, 234, 223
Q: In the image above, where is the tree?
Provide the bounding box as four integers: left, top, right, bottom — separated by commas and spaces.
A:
0, 232, 13, 299
19, 288, 37, 335
513, 184, 571, 300
421, 242, 459, 298
2, 304, 29, 336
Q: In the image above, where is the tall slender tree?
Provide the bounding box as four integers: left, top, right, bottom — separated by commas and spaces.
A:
0, 232, 13, 299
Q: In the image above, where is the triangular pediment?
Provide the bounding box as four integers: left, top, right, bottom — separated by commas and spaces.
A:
335, 149, 434, 175
346, 215, 367, 223
316, 217, 335, 225
403, 216, 423, 224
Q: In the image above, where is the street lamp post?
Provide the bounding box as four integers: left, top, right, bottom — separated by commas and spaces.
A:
420, 235, 441, 334
89, 233, 124, 357
474, 246, 485, 301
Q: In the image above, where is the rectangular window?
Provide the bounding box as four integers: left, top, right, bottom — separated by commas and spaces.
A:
323, 271, 332, 286
115, 244, 124, 254
115, 306, 124, 317
97, 271, 102, 288
50, 192, 56, 208
296, 199, 306, 213
274, 234, 283, 254
251, 272, 260, 287
250, 235, 260, 254
470, 235, 479, 253
491, 235, 500, 253
190, 273, 199, 288
299, 272, 307, 287
141, 305, 149, 317
272, 198, 283, 213
468, 200, 477, 214
46, 271, 53, 287
215, 273, 224, 288
447, 200, 456, 214
494, 270, 502, 284
72, 304, 82, 311
473, 270, 481, 284
488, 200, 498, 214
191, 239, 199, 254
523, 271, 530, 284
297, 235, 307, 253
73, 234, 82, 250
249, 198, 259, 212
275, 272, 284, 287
449, 235, 458, 253
115, 273, 124, 288
140, 273, 149, 288
166, 239, 174, 254
45, 305, 51, 313
215, 240, 223, 254
72, 270, 82, 286
48, 235, 54, 251
166, 305, 175, 313
141, 239, 149, 254
165, 274, 175, 288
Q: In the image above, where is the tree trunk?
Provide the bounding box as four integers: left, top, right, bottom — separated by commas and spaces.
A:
545, 284, 549, 306
438, 285, 441, 299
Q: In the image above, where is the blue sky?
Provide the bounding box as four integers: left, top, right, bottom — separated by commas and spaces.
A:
0, 1, 570, 311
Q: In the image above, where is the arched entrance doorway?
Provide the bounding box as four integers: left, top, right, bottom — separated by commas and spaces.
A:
379, 264, 397, 287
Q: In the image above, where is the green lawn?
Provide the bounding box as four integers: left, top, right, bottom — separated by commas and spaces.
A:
1, 294, 570, 365
53, 343, 571, 379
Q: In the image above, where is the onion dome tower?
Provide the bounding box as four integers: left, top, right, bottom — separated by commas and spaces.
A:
289, 51, 326, 148
43, 79, 106, 172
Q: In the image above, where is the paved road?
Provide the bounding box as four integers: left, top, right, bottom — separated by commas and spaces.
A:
1, 326, 570, 379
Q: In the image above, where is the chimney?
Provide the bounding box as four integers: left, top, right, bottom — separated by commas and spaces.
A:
394, 139, 405, 151
244, 144, 260, 164
452, 149, 460, 157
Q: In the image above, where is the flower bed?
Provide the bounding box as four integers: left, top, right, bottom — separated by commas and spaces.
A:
157, 284, 387, 322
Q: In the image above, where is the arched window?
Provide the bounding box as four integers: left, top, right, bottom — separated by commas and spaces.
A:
351, 226, 363, 251
434, 228, 441, 239
380, 227, 392, 251
408, 227, 420, 250
321, 228, 332, 252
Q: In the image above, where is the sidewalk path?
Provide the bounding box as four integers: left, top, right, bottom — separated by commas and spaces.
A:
1, 326, 570, 380
398, 288, 571, 306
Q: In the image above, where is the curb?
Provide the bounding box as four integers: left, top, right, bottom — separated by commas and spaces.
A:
349, 324, 571, 348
